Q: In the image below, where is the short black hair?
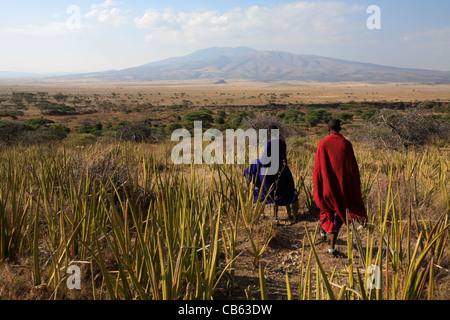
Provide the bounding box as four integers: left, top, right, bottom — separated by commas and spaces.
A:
327, 119, 341, 133
269, 124, 279, 130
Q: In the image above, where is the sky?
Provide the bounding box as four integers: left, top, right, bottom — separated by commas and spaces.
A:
0, 0, 449, 74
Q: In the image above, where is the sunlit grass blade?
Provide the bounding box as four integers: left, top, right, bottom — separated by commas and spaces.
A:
305, 224, 335, 300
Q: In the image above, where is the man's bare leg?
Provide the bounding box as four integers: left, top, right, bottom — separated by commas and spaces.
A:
329, 232, 338, 251
328, 231, 345, 258
286, 201, 299, 221
273, 204, 278, 222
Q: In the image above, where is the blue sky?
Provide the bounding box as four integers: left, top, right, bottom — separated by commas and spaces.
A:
0, 0, 449, 73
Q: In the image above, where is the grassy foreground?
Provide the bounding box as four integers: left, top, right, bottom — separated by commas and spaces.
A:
0, 136, 448, 300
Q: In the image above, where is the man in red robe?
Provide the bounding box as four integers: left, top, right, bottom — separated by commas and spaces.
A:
313, 119, 367, 257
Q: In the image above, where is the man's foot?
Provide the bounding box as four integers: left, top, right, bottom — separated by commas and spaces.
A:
328, 249, 346, 259
287, 212, 297, 222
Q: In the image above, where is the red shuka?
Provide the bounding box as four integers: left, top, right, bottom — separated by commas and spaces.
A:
313, 133, 367, 233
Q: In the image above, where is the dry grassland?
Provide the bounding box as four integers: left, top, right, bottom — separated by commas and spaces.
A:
1, 80, 449, 107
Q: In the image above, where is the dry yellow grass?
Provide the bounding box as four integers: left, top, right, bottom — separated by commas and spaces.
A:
1, 80, 449, 110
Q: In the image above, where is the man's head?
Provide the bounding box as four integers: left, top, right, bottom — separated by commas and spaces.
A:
269, 124, 279, 131
327, 119, 341, 133
267, 124, 279, 140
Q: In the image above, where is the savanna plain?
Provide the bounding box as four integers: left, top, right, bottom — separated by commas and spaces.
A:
0, 80, 449, 300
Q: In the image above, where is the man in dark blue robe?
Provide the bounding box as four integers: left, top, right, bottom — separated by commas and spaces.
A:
244, 137, 298, 221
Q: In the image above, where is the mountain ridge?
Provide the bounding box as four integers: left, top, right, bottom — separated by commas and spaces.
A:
5, 47, 450, 83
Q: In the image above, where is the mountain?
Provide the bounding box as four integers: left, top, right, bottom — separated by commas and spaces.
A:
30, 47, 450, 83
0, 71, 71, 79
0, 71, 42, 79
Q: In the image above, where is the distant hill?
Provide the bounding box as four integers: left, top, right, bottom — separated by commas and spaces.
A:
0, 71, 41, 79
12, 47, 450, 83
0, 71, 70, 79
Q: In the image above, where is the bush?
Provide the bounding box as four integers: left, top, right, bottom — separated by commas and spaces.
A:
23, 118, 55, 130
241, 115, 295, 140
360, 109, 377, 122
79, 123, 103, 136
0, 110, 25, 119
116, 121, 164, 143
305, 108, 332, 127
165, 122, 183, 134
65, 133, 98, 147
282, 109, 304, 124
0, 119, 70, 145
214, 116, 225, 125
36, 102, 77, 116
0, 121, 23, 145
221, 111, 255, 130
355, 106, 450, 150
19, 126, 69, 145
336, 112, 354, 124
183, 111, 214, 128
69, 147, 155, 213
50, 123, 71, 134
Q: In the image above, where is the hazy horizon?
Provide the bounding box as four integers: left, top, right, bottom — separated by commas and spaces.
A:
1, 1, 449, 74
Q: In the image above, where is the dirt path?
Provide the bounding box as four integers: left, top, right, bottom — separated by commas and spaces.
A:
215, 206, 365, 300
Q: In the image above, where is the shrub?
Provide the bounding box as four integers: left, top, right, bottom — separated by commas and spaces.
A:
79, 123, 103, 136
221, 111, 255, 130
336, 112, 354, 124
65, 133, 98, 147
23, 118, 55, 130
165, 122, 183, 134
360, 109, 378, 122
0, 121, 23, 145
305, 108, 332, 127
283, 109, 304, 124
0, 110, 25, 119
69, 147, 155, 214
36, 102, 77, 116
115, 121, 164, 143
183, 111, 214, 128
356, 106, 450, 150
241, 115, 295, 140
19, 126, 69, 145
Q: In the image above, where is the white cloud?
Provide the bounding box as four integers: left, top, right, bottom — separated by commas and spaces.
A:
134, 2, 364, 47
93, 0, 119, 10
86, 0, 129, 26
